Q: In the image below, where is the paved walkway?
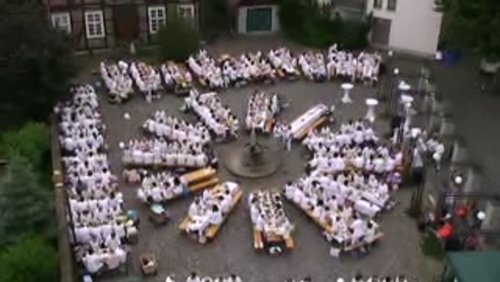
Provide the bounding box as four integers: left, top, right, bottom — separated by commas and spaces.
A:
432, 57, 500, 189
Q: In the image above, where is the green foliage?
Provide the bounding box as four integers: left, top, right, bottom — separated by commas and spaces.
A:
0, 156, 53, 248
279, 0, 370, 49
200, 0, 232, 39
0, 122, 50, 172
157, 16, 200, 62
0, 236, 58, 282
420, 231, 445, 259
0, 0, 76, 127
440, 0, 500, 60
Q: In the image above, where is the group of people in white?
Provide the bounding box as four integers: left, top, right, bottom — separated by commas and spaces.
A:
161, 61, 193, 92
136, 171, 187, 204
298, 51, 327, 82
186, 46, 381, 91
100, 62, 134, 103
185, 182, 241, 242
304, 123, 401, 175
188, 49, 225, 89
284, 120, 403, 251
182, 272, 243, 282
129, 61, 162, 101
121, 138, 210, 168
185, 90, 239, 140
268, 48, 300, 78
249, 191, 294, 243
143, 110, 211, 145
326, 44, 382, 84
100, 45, 382, 105
414, 131, 445, 171
285, 275, 409, 282
56, 85, 129, 274
245, 90, 280, 131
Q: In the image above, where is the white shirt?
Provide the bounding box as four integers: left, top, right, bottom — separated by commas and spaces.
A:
83, 253, 104, 274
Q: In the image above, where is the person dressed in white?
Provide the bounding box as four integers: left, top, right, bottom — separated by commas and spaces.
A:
186, 272, 201, 282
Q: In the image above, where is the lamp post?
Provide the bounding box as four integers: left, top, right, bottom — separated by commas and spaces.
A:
379, 50, 394, 101
399, 81, 413, 139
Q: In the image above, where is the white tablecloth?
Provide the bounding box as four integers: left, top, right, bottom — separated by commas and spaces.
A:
290, 104, 328, 138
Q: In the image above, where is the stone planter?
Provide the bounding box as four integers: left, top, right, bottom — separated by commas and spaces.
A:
479, 59, 500, 74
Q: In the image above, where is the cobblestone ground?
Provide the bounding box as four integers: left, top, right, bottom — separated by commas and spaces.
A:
77, 36, 443, 282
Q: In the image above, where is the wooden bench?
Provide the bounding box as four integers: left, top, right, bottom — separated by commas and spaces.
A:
343, 233, 384, 252
276, 69, 285, 79
285, 201, 336, 235
285, 237, 295, 249
254, 229, 264, 250
178, 217, 190, 231
205, 190, 244, 239
189, 177, 220, 193
198, 78, 207, 87
254, 230, 295, 251
265, 118, 275, 133
295, 116, 328, 140
181, 167, 216, 185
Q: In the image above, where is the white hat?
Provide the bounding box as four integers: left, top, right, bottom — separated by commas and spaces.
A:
124, 113, 131, 120
118, 142, 125, 149
477, 211, 486, 220
337, 278, 345, 282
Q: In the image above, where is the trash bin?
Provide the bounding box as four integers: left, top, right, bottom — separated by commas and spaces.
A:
443, 49, 462, 67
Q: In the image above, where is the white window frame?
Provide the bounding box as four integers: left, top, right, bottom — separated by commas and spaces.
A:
84, 10, 105, 39
373, 0, 384, 9
51, 12, 72, 34
148, 6, 166, 34
177, 4, 195, 19
387, 0, 397, 11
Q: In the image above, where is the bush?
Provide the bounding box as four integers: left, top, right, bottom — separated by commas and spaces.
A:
0, 156, 53, 248
420, 231, 445, 259
0, 236, 58, 282
0, 1, 76, 127
157, 16, 200, 62
200, 0, 232, 39
0, 122, 50, 171
279, 0, 370, 49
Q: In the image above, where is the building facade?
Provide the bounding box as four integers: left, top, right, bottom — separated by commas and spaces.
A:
235, 0, 280, 34
366, 0, 443, 55
44, 0, 200, 51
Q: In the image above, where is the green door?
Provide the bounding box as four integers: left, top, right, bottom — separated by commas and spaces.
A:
246, 7, 272, 33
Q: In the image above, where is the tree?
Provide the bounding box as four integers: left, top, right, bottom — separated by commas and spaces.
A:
0, 236, 58, 282
0, 0, 76, 127
200, 0, 232, 39
279, 0, 370, 49
438, 0, 500, 60
157, 16, 200, 62
0, 122, 50, 172
0, 156, 53, 248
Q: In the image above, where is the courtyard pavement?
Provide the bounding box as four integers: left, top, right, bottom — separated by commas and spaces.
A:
431, 57, 500, 189
78, 36, 446, 282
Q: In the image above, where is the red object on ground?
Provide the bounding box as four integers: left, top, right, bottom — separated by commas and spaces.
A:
438, 222, 453, 239
456, 205, 470, 218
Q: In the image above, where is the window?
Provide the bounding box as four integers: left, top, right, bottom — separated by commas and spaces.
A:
387, 0, 397, 11
85, 11, 105, 39
51, 12, 71, 34
373, 0, 383, 9
148, 6, 166, 34
177, 4, 194, 19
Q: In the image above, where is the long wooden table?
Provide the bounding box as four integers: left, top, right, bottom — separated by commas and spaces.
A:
179, 188, 244, 243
